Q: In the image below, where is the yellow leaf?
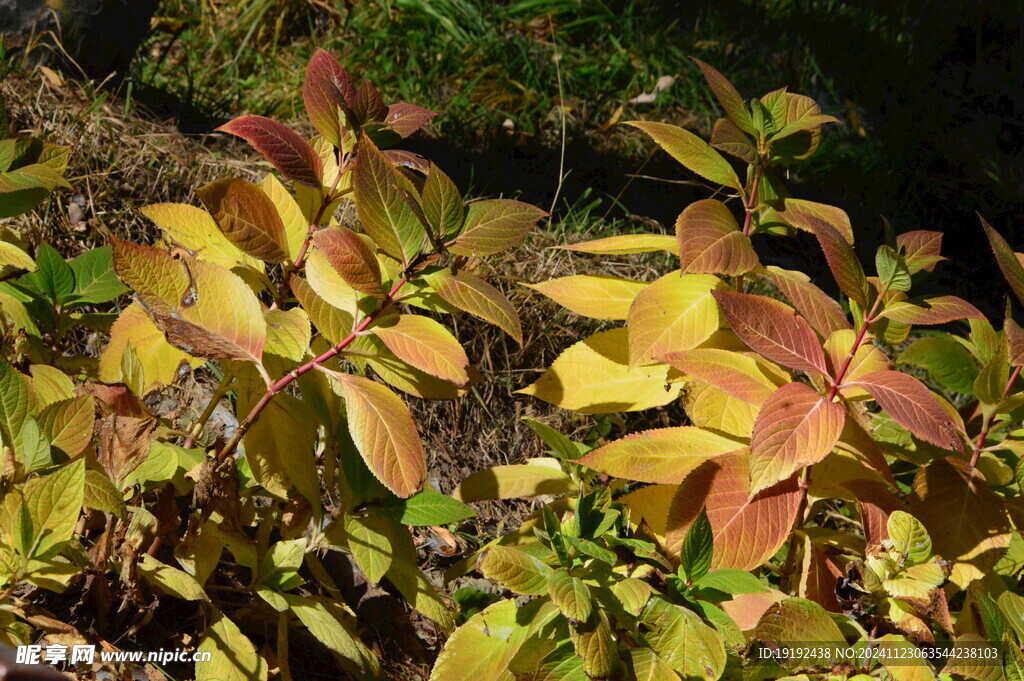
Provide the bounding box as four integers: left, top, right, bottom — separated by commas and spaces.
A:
263, 307, 311, 362
824, 329, 890, 399
197, 607, 268, 681
525, 275, 647, 321
579, 426, 742, 483
627, 272, 725, 367
517, 328, 682, 414
558, 233, 678, 255
330, 373, 425, 498
292, 276, 354, 346
683, 382, 759, 438
0, 241, 35, 271
28, 365, 75, 408
371, 314, 469, 385
100, 302, 200, 392
259, 173, 308, 261
479, 545, 552, 596
305, 248, 366, 314
452, 458, 573, 502
113, 240, 266, 363
662, 348, 788, 405
38, 395, 94, 458
619, 484, 677, 540
425, 269, 522, 344
141, 203, 265, 279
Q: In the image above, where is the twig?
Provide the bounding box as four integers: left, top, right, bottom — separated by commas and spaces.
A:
970, 363, 1021, 466
215, 274, 409, 463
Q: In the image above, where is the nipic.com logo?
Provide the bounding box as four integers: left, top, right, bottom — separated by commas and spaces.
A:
15, 643, 212, 667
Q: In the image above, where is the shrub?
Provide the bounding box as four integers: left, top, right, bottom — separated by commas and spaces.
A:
0, 49, 546, 679
438, 60, 1024, 680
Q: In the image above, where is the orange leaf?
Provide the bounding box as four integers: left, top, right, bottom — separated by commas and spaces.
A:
712, 290, 829, 376
661, 348, 785, 405
749, 383, 845, 494
331, 373, 425, 498
448, 199, 547, 257
766, 267, 851, 337
302, 49, 356, 147
426, 270, 522, 344
666, 452, 802, 571
312, 226, 383, 296
881, 295, 985, 325
849, 370, 961, 452
371, 314, 470, 386
800, 214, 868, 306
386, 103, 437, 138
897, 230, 945, 274
196, 178, 290, 264
675, 199, 759, 276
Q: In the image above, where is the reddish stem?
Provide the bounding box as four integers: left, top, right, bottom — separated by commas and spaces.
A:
216, 274, 409, 463
828, 294, 885, 400
970, 363, 1021, 466
741, 171, 761, 237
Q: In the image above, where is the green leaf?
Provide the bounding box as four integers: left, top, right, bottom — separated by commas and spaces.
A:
197, 607, 268, 681
22, 458, 85, 559
0, 363, 31, 446
692, 568, 767, 595
137, 554, 208, 601
898, 336, 979, 394
352, 133, 426, 264
887, 511, 933, 565
68, 246, 128, 304
259, 538, 306, 591
565, 536, 617, 566
640, 596, 726, 678
421, 163, 463, 241
32, 242, 75, 304
625, 121, 742, 190
876, 245, 912, 292
84, 469, 127, 520
679, 510, 713, 583
547, 568, 592, 623
429, 600, 532, 681
523, 418, 583, 460
479, 545, 553, 596
377, 489, 475, 526
284, 594, 382, 680
332, 514, 392, 586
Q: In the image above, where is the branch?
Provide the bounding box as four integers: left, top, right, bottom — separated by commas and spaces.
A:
215, 274, 409, 463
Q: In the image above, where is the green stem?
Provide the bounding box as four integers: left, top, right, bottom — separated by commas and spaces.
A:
970, 364, 1021, 466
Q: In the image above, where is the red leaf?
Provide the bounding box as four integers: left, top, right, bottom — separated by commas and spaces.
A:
383, 149, 431, 173
766, 267, 851, 337
217, 116, 322, 188
666, 452, 802, 571
302, 49, 356, 147
800, 214, 868, 306
849, 370, 961, 451
712, 290, 830, 376
981, 215, 1024, 309
749, 383, 845, 494
690, 57, 754, 133
386, 103, 438, 138
1005, 317, 1024, 366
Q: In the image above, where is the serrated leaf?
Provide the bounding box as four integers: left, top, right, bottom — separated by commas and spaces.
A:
823, 328, 890, 399
385, 102, 436, 138
479, 545, 552, 596
676, 199, 759, 275
753, 598, 846, 668
694, 568, 767, 595
197, 177, 291, 263
452, 459, 572, 502
99, 302, 199, 392
626, 121, 742, 190
67, 246, 128, 304
112, 240, 266, 363
547, 568, 592, 622
138, 554, 207, 600
448, 199, 546, 256
849, 370, 960, 451
557, 233, 678, 255
371, 314, 470, 385
518, 328, 682, 413
981, 216, 1024, 308
302, 49, 355, 147
340, 514, 392, 585
640, 597, 726, 679
680, 510, 713, 583
881, 295, 986, 325
263, 307, 311, 362
353, 133, 425, 263
313, 225, 383, 296
628, 272, 725, 367
217, 115, 322, 187
23, 458, 85, 559
713, 290, 829, 375
691, 57, 755, 133
525, 274, 647, 321
898, 336, 979, 394
38, 395, 94, 458
429, 600, 531, 681
523, 418, 583, 461
749, 382, 845, 494
766, 266, 851, 337
425, 269, 522, 344
421, 163, 463, 240
0, 241, 35, 271
801, 214, 868, 305
331, 373, 425, 498
888, 511, 933, 564
140, 202, 266, 278
197, 607, 268, 681
910, 457, 1011, 587
578, 426, 742, 484
28, 364, 74, 408
667, 452, 802, 570
378, 489, 475, 526
32, 242, 75, 304
897, 230, 945, 274
662, 348, 787, 405
283, 594, 382, 680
